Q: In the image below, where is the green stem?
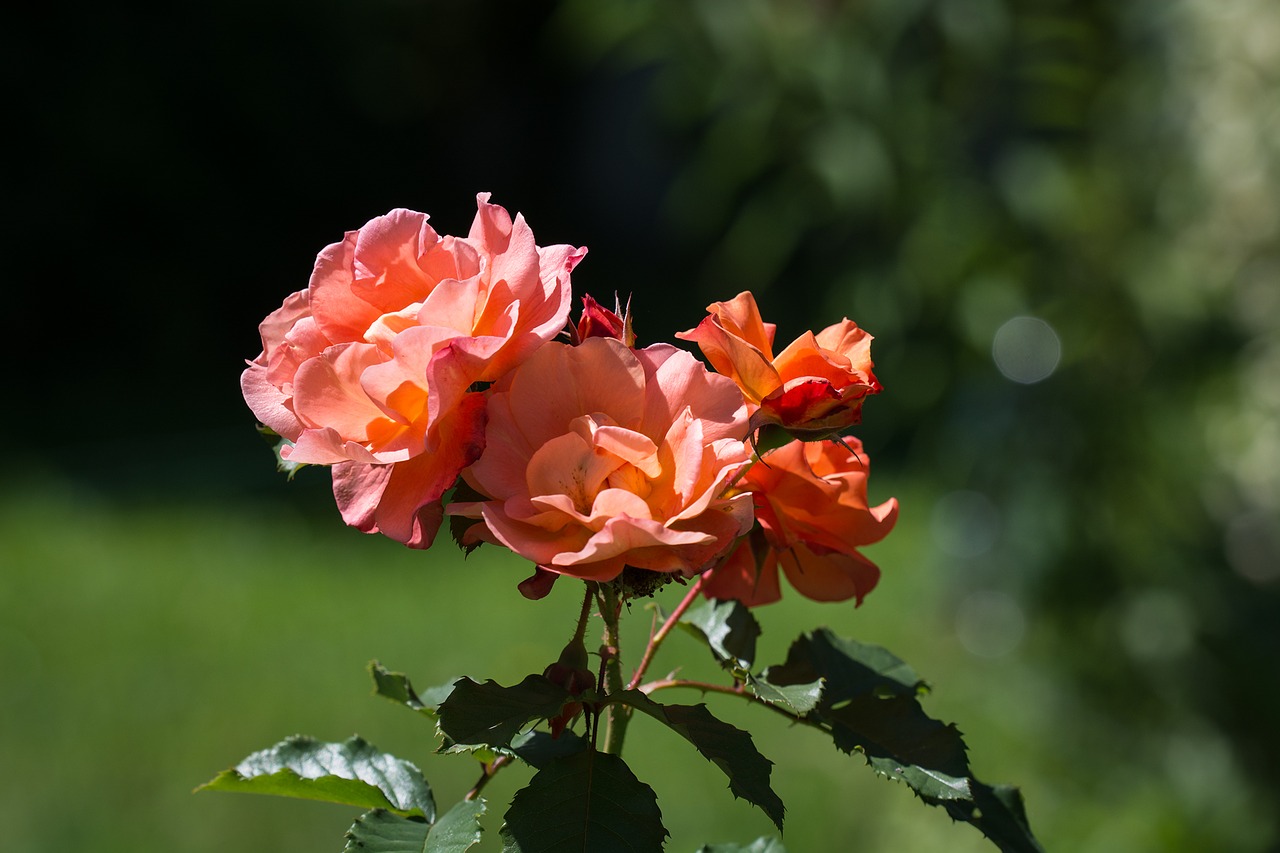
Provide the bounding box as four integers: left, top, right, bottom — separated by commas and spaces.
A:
597, 583, 629, 755
571, 583, 594, 646
627, 574, 708, 690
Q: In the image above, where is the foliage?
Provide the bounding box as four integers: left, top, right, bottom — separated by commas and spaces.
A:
202, 591, 1043, 850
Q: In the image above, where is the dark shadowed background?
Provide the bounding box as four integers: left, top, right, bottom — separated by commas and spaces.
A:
4, 1, 1279, 851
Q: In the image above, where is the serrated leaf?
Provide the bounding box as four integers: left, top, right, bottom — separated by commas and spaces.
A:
825, 694, 971, 800
370, 662, 458, 717
679, 598, 761, 670
343, 810, 430, 852
608, 690, 784, 830
500, 748, 666, 853
764, 631, 1045, 852
436, 676, 571, 752
198, 735, 435, 820
509, 730, 589, 769
936, 782, 1045, 853
746, 671, 824, 715
764, 629, 922, 702
696, 838, 787, 853
342, 802, 487, 853
427, 799, 487, 852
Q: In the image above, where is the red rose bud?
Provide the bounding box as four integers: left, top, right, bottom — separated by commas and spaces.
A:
753, 376, 878, 441
542, 637, 597, 739
576, 294, 636, 346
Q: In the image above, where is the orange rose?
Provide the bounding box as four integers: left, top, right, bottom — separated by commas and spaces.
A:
241, 194, 584, 547
701, 438, 898, 606
449, 337, 753, 583
676, 291, 881, 438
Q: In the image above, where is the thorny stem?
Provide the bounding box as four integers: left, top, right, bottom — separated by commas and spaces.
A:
571, 583, 595, 647
627, 573, 708, 691
597, 582, 629, 755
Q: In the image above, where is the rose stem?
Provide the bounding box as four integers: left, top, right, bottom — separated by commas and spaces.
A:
464, 754, 512, 801
626, 572, 708, 691
598, 582, 629, 755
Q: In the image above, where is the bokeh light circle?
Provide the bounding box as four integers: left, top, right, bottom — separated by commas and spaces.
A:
992, 316, 1061, 384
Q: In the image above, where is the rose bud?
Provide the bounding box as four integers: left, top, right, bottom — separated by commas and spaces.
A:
542, 637, 597, 739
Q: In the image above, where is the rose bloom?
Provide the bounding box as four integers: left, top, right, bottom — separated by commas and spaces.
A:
676, 291, 881, 438
241, 194, 584, 547
701, 438, 898, 607
450, 336, 754, 583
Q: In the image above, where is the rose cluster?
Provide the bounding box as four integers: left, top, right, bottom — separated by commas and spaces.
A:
242, 196, 897, 606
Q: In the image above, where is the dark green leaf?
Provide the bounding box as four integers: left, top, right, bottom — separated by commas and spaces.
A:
500, 748, 666, 853
369, 662, 458, 717
764, 629, 923, 703
696, 838, 787, 853
746, 671, 824, 715
198, 735, 434, 820
436, 676, 570, 752
936, 782, 1045, 853
679, 598, 761, 670
427, 799, 487, 852
607, 690, 784, 830
764, 630, 1045, 852
343, 810, 430, 852
825, 694, 971, 799
509, 730, 589, 769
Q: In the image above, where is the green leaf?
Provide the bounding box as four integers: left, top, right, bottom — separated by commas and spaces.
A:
500, 748, 667, 853
343, 810, 429, 852
679, 598, 761, 670
436, 675, 571, 752
509, 729, 589, 769
256, 425, 308, 480
764, 629, 923, 702
824, 693, 971, 799
342, 802, 487, 853
198, 735, 435, 820
763, 630, 1045, 852
370, 662, 458, 716
607, 690, 784, 830
936, 782, 1044, 853
696, 838, 787, 853
746, 670, 824, 715
427, 799, 487, 852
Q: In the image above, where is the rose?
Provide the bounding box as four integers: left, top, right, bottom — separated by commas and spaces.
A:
701, 437, 898, 606
241, 194, 585, 547
449, 336, 753, 584
676, 290, 881, 438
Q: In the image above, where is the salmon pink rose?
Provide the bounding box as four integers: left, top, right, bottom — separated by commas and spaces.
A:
450, 337, 754, 583
241, 194, 585, 547
702, 437, 898, 606
676, 291, 881, 439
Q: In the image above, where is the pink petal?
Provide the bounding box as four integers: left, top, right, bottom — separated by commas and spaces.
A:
241, 362, 301, 440
332, 461, 392, 532
309, 232, 380, 344
291, 343, 389, 440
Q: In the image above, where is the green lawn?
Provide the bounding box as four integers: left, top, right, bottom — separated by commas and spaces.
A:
1, 473, 1270, 852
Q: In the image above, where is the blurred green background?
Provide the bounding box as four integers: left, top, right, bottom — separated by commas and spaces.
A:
4, 0, 1279, 850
